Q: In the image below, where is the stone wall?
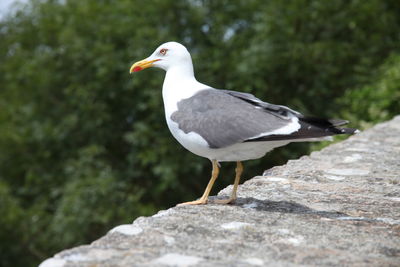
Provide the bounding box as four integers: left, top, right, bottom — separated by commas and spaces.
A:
40, 116, 400, 267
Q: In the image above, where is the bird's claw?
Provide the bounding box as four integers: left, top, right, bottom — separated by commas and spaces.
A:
177, 198, 208, 206
211, 197, 236, 204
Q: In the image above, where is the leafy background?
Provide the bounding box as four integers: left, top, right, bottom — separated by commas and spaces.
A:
0, 0, 399, 266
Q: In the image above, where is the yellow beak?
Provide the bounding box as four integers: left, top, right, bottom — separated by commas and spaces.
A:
129, 58, 160, 73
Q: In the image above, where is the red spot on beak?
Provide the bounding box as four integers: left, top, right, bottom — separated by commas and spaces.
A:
132, 66, 143, 72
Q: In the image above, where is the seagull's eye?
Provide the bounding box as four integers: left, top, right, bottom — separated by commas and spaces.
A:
159, 48, 168, 55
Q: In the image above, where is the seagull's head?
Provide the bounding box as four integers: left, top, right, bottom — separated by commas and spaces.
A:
130, 42, 192, 73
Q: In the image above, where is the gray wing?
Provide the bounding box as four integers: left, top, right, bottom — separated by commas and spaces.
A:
170, 89, 295, 148
220, 90, 358, 142
222, 90, 352, 127
221, 90, 302, 118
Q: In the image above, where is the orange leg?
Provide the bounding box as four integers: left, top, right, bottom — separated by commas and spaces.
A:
177, 160, 219, 206
213, 161, 243, 204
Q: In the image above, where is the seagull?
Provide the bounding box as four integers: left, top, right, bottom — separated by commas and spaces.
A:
129, 41, 358, 206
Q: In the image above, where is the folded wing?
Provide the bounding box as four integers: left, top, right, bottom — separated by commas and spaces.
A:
171, 88, 357, 149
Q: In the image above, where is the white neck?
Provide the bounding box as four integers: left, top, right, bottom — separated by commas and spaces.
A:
162, 64, 209, 117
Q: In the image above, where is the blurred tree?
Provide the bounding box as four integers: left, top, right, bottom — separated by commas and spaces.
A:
339, 53, 400, 129
0, 0, 399, 266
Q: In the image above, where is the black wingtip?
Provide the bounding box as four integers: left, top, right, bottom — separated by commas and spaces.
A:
301, 116, 349, 127
301, 116, 360, 134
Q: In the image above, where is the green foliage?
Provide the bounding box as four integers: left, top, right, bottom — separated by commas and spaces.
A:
339, 53, 400, 129
0, 0, 399, 266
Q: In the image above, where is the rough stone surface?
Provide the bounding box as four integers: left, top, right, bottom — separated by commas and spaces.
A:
40, 116, 400, 267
